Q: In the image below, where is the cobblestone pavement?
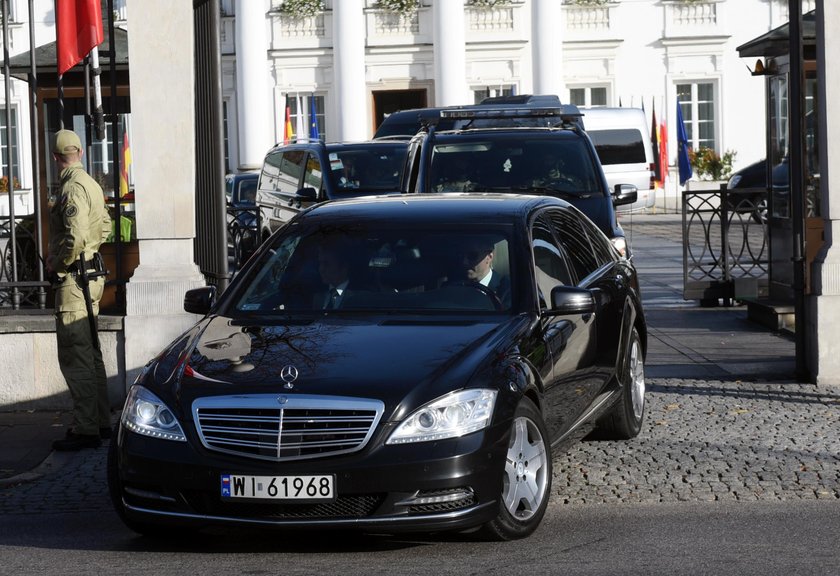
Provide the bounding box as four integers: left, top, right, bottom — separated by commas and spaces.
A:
554, 379, 840, 505
2, 212, 838, 516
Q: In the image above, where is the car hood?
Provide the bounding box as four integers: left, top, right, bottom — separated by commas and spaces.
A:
148, 313, 529, 420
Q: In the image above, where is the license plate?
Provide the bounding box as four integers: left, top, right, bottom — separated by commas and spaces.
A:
221, 474, 335, 501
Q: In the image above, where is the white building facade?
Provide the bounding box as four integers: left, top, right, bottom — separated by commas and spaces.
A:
1, 0, 836, 411
221, 0, 816, 207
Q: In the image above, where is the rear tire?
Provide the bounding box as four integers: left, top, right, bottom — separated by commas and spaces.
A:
481, 398, 552, 541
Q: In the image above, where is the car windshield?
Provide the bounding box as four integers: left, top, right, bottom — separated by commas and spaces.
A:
429, 136, 603, 198
233, 223, 514, 314
326, 144, 408, 198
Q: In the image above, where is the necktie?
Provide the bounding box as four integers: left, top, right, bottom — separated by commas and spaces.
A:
325, 288, 339, 309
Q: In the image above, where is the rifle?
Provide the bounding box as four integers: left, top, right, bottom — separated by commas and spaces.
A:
76, 252, 108, 351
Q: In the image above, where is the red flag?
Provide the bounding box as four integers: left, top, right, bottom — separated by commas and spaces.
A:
658, 118, 668, 186
56, 0, 104, 75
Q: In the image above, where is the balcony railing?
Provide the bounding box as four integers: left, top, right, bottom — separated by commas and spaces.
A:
664, 0, 724, 39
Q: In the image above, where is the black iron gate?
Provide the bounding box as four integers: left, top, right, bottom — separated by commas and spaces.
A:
683, 185, 769, 305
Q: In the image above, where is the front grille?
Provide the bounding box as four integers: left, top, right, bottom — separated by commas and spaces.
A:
193, 394, 385, 462
183, 491, 385, 520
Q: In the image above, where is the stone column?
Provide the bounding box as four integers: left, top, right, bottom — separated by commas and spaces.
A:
531, 0, 564, 98
123, 0, 207, 387
333, 0, 368, 141
809, 0, 840, 385
235, 0, 273, 170
433, 0, 468, 106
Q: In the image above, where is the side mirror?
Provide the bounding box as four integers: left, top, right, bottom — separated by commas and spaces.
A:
612, 184, 638, 207
184, 286, 216, 315
548, 286, 595, 315
295, 187, 317, 201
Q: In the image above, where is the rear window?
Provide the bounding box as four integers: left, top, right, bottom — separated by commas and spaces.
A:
588, 129, 646, 165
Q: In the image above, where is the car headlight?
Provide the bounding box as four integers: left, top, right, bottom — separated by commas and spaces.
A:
386, 389, 497, 444
120, 385, 187, 442
727, 174, 742, 189
611, 236, 628, 258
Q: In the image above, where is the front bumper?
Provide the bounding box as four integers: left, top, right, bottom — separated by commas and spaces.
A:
112, 419, 510, 533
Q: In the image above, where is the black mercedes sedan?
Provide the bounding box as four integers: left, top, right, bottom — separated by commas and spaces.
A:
109, 193, 647, 541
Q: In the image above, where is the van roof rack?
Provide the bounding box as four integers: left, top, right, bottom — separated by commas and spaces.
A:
435, 106, 583, 129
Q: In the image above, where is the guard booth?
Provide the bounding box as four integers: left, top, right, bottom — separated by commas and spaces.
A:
2, 26, 134, 314
735, 9, 823, 330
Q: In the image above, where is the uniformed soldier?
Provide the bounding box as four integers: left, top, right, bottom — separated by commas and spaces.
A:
47, 129, 113, 451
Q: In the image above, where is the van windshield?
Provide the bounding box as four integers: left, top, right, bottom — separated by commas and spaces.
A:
588, 129, 647, 165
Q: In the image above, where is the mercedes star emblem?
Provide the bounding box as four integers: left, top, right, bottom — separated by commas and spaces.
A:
280, 365, 299, 389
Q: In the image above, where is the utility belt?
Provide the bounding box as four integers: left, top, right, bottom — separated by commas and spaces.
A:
66, 252, 107, 280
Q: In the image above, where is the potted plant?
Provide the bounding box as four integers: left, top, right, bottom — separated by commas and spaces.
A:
689, 146, 736, 181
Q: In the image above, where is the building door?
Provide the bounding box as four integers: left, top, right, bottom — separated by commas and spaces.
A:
372, 90, 427, 134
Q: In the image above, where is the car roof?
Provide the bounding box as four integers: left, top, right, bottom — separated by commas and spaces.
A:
374, 95, 569, 138
263, 139, 407, 156
303, 193, 570, 224
579, 107, 648, 130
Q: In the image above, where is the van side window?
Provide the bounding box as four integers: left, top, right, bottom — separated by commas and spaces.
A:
274, 150, 306, 192
304, 153, 324, 194
587, 129, 646, 165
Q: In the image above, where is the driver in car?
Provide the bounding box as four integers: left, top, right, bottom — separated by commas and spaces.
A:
448, 236, 511, 307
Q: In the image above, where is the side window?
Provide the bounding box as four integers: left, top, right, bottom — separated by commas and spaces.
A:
578, 215, 618, 266
588, 129, 647, 165
546, 208, 600, 281
277, 150, 306, 192
531, 216, 575, 308
303, 153, 323, 194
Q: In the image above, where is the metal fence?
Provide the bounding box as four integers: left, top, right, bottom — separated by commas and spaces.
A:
683, 185, 769, 305
0, 213, 49, 310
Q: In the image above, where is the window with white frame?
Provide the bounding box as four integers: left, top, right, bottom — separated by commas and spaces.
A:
0, 108, 20, 184
288, 94, 326, 141
569, 86, 608, 108
472, 85, 516, 103
676, 81, 716, 151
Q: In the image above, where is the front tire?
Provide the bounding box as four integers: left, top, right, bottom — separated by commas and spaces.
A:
598, 326, 646, 439
481, 398, 552, 541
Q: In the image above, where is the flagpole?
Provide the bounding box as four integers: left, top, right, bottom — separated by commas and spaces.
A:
58, 75, 65, 129
91, 46, 105, 140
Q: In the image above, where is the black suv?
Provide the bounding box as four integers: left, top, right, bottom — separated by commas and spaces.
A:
400, 106, 637, 257
255, 139, 408, 240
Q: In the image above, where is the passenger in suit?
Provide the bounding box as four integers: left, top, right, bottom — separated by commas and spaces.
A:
313, 238, 370, 309
448, 236, 511, 307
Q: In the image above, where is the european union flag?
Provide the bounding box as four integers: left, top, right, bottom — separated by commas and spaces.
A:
309, 95, 320, 140
676, 97, 693, 185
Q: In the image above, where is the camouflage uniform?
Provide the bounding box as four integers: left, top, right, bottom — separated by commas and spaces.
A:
48, 132, 112, 439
